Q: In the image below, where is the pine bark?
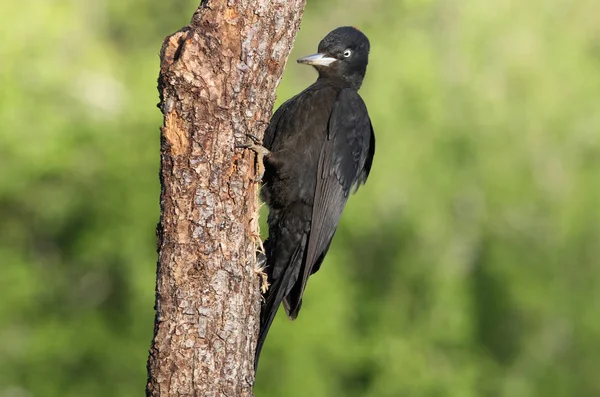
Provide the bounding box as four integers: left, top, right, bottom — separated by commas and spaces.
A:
146, 1, 306, 396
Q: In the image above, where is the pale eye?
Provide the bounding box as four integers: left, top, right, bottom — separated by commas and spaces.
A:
343, 49, 352, 58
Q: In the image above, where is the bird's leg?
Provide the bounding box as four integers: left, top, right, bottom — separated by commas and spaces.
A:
236, 134, 270, 182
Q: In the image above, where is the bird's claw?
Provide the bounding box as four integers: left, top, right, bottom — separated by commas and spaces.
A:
236, 134, 269, 156
246, 133, 262, 145
236, 134, 269, 182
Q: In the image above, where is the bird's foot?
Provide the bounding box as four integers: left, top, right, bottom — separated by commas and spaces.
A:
236, 134, 270, 182
253, 252, 270, 295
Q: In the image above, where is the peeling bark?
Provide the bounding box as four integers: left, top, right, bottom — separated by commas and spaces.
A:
146, 1, 306, 396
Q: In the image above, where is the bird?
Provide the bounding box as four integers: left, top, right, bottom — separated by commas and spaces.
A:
238, 26, 375, 371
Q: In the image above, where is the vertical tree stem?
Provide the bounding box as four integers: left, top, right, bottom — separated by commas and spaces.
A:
146, 1, 305, 395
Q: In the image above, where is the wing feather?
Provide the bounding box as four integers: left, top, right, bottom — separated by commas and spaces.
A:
284, 88, 375, 318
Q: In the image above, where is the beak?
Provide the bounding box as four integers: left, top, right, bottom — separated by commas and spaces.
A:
297, 53, 337, 67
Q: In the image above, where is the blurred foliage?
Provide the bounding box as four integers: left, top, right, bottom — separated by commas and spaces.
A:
1, 0, 599, 396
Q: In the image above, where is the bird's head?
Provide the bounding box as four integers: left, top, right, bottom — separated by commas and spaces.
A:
297, 26, 370, 90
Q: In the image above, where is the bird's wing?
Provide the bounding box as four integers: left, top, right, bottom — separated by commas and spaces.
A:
355, 117, 376, 189
284, 88, 375, 318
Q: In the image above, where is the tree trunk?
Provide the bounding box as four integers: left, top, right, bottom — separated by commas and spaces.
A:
146, 1, 306, 396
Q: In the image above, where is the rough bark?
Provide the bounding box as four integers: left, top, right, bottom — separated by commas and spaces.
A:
146, 1, 306, 396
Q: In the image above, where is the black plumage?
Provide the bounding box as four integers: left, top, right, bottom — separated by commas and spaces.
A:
241, 26, 375, 370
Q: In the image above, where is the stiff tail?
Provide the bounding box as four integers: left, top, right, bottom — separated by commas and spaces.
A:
283, 237, 333, 318
254, 237, 305, 371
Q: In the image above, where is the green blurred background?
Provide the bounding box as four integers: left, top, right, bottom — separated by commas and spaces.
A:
2, 0, 599, 396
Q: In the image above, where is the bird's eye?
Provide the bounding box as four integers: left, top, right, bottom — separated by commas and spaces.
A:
343, 49, 352, 58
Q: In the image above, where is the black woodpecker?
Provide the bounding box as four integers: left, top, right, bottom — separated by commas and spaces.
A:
238, 26, 375, 370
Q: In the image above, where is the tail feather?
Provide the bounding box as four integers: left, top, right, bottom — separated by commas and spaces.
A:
283, 247, 330, 319
254, 236, 306, 370
282, 296, 303, 320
